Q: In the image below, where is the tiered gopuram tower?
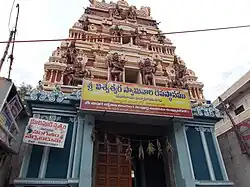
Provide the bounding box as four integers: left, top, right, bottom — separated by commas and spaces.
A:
14, 1, 232, 187
42, 0, 204, 103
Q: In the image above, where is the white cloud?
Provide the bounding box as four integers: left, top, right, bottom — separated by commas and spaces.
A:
0, 0, 250, 101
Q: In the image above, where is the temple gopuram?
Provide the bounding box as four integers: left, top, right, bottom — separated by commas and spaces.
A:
13, 0, 233, 187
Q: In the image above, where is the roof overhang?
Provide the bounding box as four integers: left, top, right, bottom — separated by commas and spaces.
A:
213, 70, 250, 109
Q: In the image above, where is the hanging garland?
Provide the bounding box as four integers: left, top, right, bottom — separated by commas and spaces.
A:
125, 139, 132, 161
91, 130, 176, 187
157, 139, 163, 158
138, 141, 144, 160
91, 130, 173, 161
147, 141, 156, 156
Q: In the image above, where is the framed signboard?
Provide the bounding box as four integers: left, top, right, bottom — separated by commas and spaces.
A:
23, 118, 69, 149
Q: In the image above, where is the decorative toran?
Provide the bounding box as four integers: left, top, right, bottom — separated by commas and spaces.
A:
91, 128, 173, 161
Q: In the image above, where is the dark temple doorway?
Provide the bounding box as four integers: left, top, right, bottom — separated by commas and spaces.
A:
94, 120, 174, 187
130, 136, 167, 187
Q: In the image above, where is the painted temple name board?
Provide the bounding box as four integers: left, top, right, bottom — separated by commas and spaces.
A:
80, 79, 193, 118
23, 118, 68, 148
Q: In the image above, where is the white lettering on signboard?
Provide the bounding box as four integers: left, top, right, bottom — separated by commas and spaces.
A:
23, 118, 69, 149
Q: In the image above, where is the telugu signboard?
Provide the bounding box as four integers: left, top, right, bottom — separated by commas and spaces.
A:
0, 78, 24, 150
0, 77, 13, 112
80, 79, 193, 118
23, 118, 69, 148
1, 95, 22, 132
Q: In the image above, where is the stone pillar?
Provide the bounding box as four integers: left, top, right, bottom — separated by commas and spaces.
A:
191, 87, 196, 99
107, 67, 110, 81
173, 122, 196, 187
49, 70, 53, 82
79, 114, 95, 187
188, 87, 193, 99
137, 72, 143, 84
199, 88, 204, 99
122, 69, 125, 83
195, 87, 200, 99
130, 37, 133, 44
152, 74, 156, 86
38, 147, 50, 178
60, 71, 64, 84
120, 35, 123, 44
55, 70, 58, 83
72, 117, 84, 178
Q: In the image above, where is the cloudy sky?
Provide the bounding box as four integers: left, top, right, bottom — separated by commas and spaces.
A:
0, 0, 250, 101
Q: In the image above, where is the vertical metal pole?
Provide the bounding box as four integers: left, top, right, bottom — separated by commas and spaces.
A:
8, 4, 20, 79
0, 32, 14, 72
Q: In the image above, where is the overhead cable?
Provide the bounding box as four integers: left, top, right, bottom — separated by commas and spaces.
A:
0, 24, 250, 44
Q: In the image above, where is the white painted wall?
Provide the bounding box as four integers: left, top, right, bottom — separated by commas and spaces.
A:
214, 69, 250, 136
215, 88, 250, 136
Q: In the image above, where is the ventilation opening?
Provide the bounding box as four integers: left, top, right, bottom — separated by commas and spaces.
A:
234, 105, 245, 116
125, 68, 139, 84
123, 36, 130, 44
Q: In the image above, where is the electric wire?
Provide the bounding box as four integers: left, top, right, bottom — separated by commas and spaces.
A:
0, 24, 250, 44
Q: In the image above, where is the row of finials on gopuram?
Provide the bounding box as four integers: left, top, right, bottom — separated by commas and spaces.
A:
43, 0, 204, 100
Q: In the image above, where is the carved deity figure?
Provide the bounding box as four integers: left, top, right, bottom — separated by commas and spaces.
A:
134, 35, 141, 45
139, 58, 158, 85
74, 58, 91, 81
172, 55, 187, 88
65, 41, 77, 64
133, 28, 141, 45
108, 53, 126, 82
112, 4, 136, 20
82, 17, 90, 31
128, 6, 137, 19
157, 33, 165, 44
37, 80, 43, 91
113, 4, 122, 17
62, 42, 91, 86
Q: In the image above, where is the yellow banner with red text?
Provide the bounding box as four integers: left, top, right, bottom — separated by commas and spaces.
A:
80, 79, 193, 118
